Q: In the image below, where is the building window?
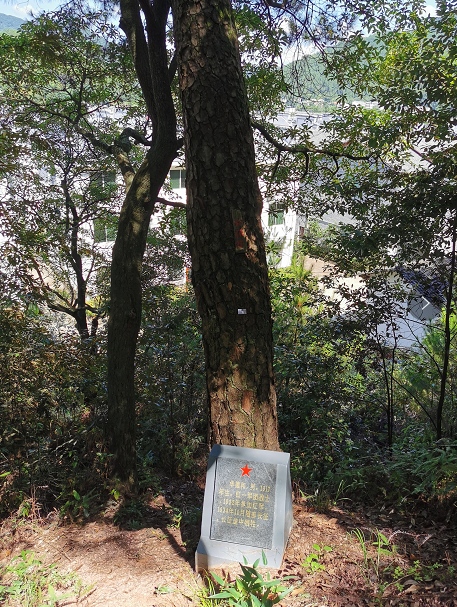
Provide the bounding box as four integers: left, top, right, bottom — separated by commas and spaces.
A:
268, 203, 285, 226
94, 217, 118, 243
170, 169, 186, 189
90, 171, 116, 198
168, 209, 186, 236
91, 171, 118, 242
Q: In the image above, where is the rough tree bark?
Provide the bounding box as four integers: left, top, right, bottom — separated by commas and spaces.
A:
173, 0, 280, 450
107, 0, 179, 486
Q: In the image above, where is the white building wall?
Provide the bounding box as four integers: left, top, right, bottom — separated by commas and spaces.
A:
1, 108, 441, 346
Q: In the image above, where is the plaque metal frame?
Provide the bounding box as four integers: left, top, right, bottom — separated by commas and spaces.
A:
195, 445, 293, 571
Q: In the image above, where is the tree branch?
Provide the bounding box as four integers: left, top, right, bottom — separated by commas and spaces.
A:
115, 127, 153, 150
75, 126, 144, 192
77, 127, 114, 154
252, 120, 373, 161
411, 147, 433, 164
156, 196, 186, 209
119, 0, 156, 123
48, 302, 77, 317
26, 254, 78, 314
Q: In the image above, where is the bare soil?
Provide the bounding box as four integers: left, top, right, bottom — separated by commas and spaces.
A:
1, 476, 456, 607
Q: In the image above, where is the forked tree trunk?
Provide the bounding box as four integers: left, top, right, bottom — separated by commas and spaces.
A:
173, 0, 280, 450
107, 0, 178, 487
107, 160, 150, 488
107, 151, 176, 486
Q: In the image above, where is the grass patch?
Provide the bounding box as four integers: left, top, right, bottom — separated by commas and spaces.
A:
0, 549, 93, 606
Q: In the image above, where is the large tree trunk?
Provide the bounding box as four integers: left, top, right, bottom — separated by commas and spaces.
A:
173, 0, 279, 450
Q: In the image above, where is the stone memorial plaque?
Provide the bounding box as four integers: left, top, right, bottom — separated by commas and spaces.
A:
210, 457, 277, 549
195, 445, 293, 572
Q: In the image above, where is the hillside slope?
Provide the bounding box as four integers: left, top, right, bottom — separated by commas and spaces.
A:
0, 13, 25, 33
283, 41, 375, 110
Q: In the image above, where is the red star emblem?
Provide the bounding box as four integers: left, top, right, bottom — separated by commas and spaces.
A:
240, 464, 252, 477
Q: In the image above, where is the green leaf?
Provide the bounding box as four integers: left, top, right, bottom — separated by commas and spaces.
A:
261, 579, 283, 588
209, 591, 234, 599
278, 588, 294, 600
210, 571, 225, 586
227, 587, 241, 599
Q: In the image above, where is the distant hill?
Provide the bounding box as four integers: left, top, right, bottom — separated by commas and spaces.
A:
283, 38, 377, 110
0, 12, 25, 33
283, 53, 352, 110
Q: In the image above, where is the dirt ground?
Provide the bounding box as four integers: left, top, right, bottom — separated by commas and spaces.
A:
1, 476, 456, 607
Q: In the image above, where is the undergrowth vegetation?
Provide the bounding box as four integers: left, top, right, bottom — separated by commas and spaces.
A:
270, 257, 457, 516
0, 280, 206, 521
1, 247, 457, 524
0, 550, 92, 606
207, 552, 295, 607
